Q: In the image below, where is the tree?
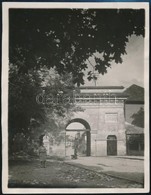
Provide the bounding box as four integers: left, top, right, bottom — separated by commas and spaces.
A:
131, 107, 144, 128
9, 8, 145, 86
9, 63, 45, 137
31, 68, 82, 145
9, 64, 79, 154
9, 63, 46, 153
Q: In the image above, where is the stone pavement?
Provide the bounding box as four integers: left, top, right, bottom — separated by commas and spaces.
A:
65, 156, 144, 184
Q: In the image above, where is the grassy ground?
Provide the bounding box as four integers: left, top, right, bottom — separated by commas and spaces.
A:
8, 158, 143, 188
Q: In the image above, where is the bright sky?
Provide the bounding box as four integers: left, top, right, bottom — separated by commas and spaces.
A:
84, 35, 144, 89
66, 35, 144, 130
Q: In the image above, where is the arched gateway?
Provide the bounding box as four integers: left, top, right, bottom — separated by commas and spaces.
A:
65, 118, 91, 156
48, 86, 128, 157
64, 86, 128, 157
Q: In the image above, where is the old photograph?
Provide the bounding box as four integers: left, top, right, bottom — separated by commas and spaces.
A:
2, 2, 149, 194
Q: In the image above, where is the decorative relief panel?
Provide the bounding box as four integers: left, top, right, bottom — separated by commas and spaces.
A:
105, 113, 118, 123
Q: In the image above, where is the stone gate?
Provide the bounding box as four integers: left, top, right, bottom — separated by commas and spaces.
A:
65, 86, 127, 156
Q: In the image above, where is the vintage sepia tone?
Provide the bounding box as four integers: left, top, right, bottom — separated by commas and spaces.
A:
2, 2, 149, 194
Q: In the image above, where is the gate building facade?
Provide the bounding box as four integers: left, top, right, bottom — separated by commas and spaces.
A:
66, 86, 128, 156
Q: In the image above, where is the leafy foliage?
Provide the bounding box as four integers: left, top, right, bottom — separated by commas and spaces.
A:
9, 64, 45, 136
9, 65, 77, 154
9, 9, 145, 86
131, 107, 144, 128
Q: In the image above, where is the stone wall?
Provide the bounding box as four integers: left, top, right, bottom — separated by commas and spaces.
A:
44, 101, 127, 157
50, 141, 65, 157
74, 102, 126, 156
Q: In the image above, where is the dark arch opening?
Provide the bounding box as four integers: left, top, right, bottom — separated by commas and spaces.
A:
65, 118, 91, 156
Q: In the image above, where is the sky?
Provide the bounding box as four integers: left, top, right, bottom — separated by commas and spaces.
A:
69, 35, 145, 130
84, 35, 144, 89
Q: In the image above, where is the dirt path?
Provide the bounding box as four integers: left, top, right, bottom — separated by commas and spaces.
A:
8, 159, 143, 188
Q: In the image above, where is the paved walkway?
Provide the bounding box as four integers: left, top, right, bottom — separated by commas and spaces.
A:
65, 156, 144, 184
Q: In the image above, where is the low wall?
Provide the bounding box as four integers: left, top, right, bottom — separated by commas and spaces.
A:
48, 142, 65, 157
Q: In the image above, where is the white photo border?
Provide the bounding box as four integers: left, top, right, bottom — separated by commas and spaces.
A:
2, 2, 150, 194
